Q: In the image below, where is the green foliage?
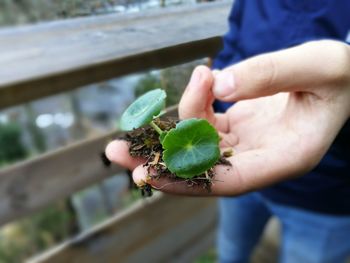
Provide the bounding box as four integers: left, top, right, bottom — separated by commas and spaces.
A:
28, 203, 75, 247
120, 89, 166, 131
162, 119, 220, 178
159, 67, 192, 106
121, 89, 220, 178
134, 73, 163, 98
0, 123, 27, 166
0, 201, 75, 263
194, 248, 217, 263
134, 64, 194, 106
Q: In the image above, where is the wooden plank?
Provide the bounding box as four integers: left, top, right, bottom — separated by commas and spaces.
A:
170, 225, 216, 263
0, 129, 122, 225
0, 1, 230, 109
0, 106, 177, 226
27, 193, 218, 263
251, 218, 279, 263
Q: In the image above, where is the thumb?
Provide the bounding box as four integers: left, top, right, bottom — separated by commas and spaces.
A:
178, 65, 215, 120
212, 40, 349, 101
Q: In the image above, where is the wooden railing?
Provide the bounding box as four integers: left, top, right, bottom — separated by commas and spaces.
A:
0, 1, 231, 262
0, 1, 229, 109
29, 193, 218, 263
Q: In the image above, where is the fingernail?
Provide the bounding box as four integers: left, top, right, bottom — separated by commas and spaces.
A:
188, 68, 202, 87
133, 166, 149, 186
213, 70, 235, 97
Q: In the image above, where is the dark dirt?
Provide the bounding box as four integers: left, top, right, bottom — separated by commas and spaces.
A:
121, 118, 232, 196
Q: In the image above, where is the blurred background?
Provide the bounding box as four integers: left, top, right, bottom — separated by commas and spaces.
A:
0, 1, 283, 263
0, 1, 215, 262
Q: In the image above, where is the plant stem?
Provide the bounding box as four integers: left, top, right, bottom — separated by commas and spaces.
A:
150, 121, 163, 135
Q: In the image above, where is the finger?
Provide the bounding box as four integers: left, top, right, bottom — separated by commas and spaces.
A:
213, 40, 350, 101
214, 113, 230, 133
179, 65, 215, 120
105, 140, 145, 170
132, 164, 220, 195
131, 162, 243, 196
132, 147, 308, 196
179, 66, 229, 132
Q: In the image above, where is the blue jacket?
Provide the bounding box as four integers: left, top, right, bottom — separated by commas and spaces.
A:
213, 0, 350, 214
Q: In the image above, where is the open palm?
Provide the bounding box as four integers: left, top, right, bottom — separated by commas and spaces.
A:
106, 40, 350, 196
207, 91, 340, 195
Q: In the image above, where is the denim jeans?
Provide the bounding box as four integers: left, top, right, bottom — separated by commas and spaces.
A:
218, 192, 350, 263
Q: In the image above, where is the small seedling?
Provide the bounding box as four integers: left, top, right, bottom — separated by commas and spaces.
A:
162, 118, 219, 178
120, 89, 166, 132
120, 89, 221, 181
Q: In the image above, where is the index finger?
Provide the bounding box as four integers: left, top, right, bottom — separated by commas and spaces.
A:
105, 140, 146, 171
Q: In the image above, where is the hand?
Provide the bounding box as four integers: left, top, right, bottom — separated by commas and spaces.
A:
106, 40, 350, 196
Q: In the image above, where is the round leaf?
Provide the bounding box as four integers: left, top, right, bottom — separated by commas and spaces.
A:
120, 89, 166, 131
162, 118, 220, 178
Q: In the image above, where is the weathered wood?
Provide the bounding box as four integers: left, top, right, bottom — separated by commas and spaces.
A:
0, 129, 122, 225
171, 227, 216, 263
28, 193, 218, 263
251, 218, 280, 263
0, 1, 230, 109
0, 105, 177, 226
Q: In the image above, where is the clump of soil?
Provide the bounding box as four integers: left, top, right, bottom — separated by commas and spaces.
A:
122, 118, 231, 196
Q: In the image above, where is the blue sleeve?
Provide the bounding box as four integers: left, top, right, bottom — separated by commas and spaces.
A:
212, 0, 243, 70
283, 1, 350, 48
212, 0, 350, 113
214, 0, 350, 69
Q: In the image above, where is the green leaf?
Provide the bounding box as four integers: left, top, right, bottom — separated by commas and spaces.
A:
159, 131, 167, 144
162, 118, 220, 178
120, 89, 166, 131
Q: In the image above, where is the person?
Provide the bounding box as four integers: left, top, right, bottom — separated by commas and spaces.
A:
105, 1, 350, 262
